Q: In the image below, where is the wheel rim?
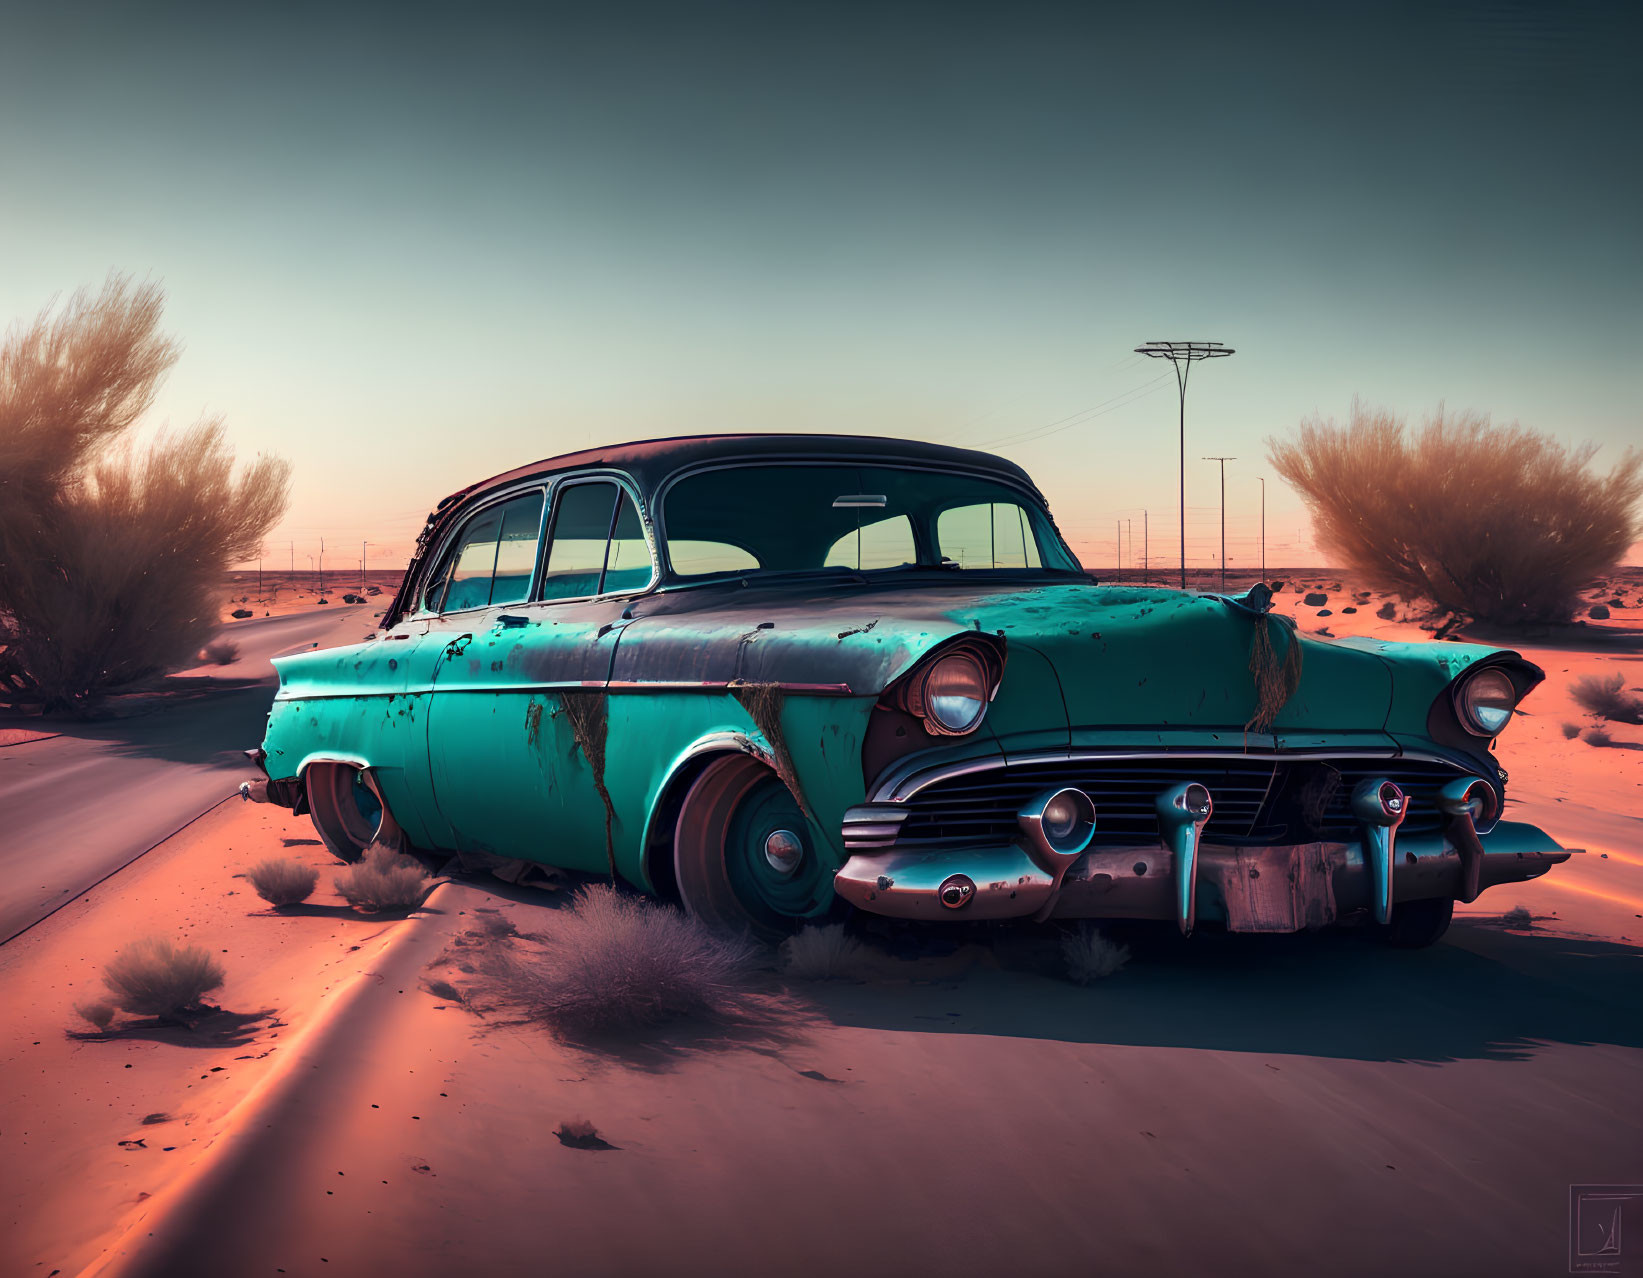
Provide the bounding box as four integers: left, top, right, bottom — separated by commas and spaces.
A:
673, 755, 834, 935
724, 775, 824, 919
307, 763, 387, 861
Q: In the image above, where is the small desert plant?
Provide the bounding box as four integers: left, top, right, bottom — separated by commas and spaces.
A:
199, 637, 240, 666
1570, 672, 1643, 725
333, 844, 431, 912
779, 923, 871, 981
1561, 722, 1582, 739
1584, 726, 1614, 747
101, 937, 225, 1020
480, 885, 759, 1033
246, 857, 319, 907
75, 1001, 116, 1031
1268, 403, 1642, 626
1061, 925, 1130, 984
0, 275, 290, 710
1502, 905, 1533, 929
555, 1118, 615, 1150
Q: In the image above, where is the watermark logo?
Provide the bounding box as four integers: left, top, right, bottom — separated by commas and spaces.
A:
1571, 1186, 1643, 1276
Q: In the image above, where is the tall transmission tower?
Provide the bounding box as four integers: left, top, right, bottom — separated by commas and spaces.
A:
1134, 340, 1235, 589
1204, 456, 1236, 593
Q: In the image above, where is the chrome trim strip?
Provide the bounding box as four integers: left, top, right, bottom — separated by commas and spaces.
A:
872, 745, 1482, 804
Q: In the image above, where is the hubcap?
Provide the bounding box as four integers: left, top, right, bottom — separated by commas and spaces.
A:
723, 775, 828, 920
763, 829, 804, 876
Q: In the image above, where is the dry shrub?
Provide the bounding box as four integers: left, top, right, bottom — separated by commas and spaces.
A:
555, 1118, 616, 1150
1062, 925, 1130, 984
1502, 905, 1533, 929
246, 858, 319, 907
1584, 726, 1614, 747
200, 637, 240, 666
334, 844, 431, 912
101, 936, 225, 1020
1268, 403, 1642, 626
0, 275, 290, 710
1570, 672, 1643, 725
480, 885, 760, 1034
779, 924, 871, 981
1561, 722, 1582, 740
75, 1001, 116, 1031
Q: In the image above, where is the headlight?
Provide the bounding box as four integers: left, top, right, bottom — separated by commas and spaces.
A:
1454, 667, 1518, 737
918, 650, 990, 735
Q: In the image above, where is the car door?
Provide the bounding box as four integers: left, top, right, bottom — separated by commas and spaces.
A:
425, 475, 655, 868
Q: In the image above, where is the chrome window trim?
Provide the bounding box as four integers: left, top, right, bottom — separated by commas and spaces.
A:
411, 469, 659, 619
651, 457, 1079, 582
870, 746, 1488, 805
532, 471, 661, 607
410, 482, 550, 619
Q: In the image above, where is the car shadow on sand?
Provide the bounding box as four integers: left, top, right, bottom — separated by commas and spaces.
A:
808, 921, 1643, 1065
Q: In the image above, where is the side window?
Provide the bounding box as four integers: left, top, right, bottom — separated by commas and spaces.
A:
823, 515, 916, 571
490, 495, 545, 605
422, 491, 545, 613
603, 493, 652, 592
937, 502, 1042, 570
540, 481, 655, 601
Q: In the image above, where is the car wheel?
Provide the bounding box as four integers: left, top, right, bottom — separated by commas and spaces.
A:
672, 754, 838, 940
1377, 896, 1454, 948
305, 763, 398, 863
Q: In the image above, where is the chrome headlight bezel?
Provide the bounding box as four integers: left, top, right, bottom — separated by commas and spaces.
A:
914, 650, 990, 735
887, 637, 1004, 738
1452, 666, 1520, 738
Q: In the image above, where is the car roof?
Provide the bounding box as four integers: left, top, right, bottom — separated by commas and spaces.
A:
432, 432, 1042, 514
383, 433, 1048, 629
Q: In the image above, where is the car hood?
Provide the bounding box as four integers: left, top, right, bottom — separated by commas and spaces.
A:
611, 579, 1447, 737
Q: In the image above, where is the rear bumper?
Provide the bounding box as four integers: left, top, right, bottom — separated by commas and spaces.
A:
833, 820, 1571, 930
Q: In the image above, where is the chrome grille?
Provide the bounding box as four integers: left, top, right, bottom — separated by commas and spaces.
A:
894, 755, 1491, 847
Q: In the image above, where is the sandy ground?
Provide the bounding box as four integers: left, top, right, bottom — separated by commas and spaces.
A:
215, 570, 402, 625
0, 800, 429, 1277
1, 569, 1638, 1278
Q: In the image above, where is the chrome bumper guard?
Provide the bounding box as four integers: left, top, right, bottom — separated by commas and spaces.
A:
835, 779, 1573, 930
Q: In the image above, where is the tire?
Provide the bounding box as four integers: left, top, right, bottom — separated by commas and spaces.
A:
671, 754, 839, 940
1378, 896, 1454, 949
305, 763, 399, 863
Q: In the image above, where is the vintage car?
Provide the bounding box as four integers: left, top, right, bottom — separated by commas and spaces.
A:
248, 434, 1571, 945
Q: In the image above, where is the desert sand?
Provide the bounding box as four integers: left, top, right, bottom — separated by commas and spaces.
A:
0, 569, 1638, 1277
215, 570, 403, 625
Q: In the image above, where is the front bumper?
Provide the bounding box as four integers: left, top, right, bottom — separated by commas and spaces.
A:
833, 820, 1572, 931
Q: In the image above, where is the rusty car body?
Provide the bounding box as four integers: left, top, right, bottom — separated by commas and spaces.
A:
249, 434, 1570, 944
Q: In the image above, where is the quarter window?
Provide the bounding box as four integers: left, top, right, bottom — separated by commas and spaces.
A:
937, 502, 1042, 570
423, 490, 545, 613
823, 515, 917, 571
540, 481, 653, 601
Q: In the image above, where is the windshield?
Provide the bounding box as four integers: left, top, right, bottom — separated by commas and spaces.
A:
661, 464, 1083, 579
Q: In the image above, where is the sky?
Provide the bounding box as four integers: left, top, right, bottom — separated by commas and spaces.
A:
1, 0, 1638, 574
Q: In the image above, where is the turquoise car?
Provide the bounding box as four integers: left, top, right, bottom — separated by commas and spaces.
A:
249, 434, 1570, 945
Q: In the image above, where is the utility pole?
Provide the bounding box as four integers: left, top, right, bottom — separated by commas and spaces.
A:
1259, 477, 1266, 582
1134, 341, 1236, 589
318, 537, 325, 595
1203, 456, 1236, 594
1142, 510, 1148, 585
257, 546, 263, 603
361, 541, 370, 594
1116, 519, 1122, 572
289, 541, 294, 575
